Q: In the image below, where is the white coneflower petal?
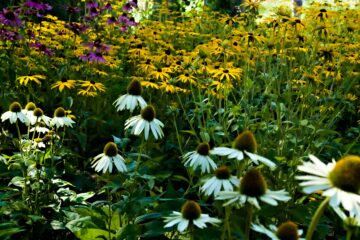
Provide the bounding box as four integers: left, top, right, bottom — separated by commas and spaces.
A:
297, 154, 360, 220
91, 142, 127, 174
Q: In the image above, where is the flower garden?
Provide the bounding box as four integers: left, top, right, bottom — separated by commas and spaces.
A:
0, 0, 359, 239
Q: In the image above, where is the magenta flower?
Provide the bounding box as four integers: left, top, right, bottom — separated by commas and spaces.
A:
0, 8, 22, 27
24, 0, 52, 11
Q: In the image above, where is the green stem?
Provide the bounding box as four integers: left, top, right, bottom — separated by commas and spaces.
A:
346, 229, 352, 240
245, 204, 253, 240
306, 197, 330, 240
221, 206, 231, 240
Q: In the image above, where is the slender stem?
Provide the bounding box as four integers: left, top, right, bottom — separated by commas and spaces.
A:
346, 229, 352, 240
221, 206, 231, 240
306, 197, 330, 240
245, 204, 253, 240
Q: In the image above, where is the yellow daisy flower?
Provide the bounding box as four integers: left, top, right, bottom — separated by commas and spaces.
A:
77, 80, 106, 92
51, 79, 77, 92
17, 75, 46, 86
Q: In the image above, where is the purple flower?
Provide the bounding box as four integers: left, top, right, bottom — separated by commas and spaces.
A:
0, 28, 22, 41
107, 16, 118, 25
86, 1, 98, 8
122, 3, 133, 12
80, 52, 106, 63
120, 26, 128, 31
30, 42, 54, 56
103, 2, 112, 10
119, 13, 128, 24
88, 51, 105, 62
0, 8, 22, 27
88, 6, 99, 17
85, 39, 110, 52
126, 17, 137, 26
65, 22, 88, 35
24, 0, 52, 11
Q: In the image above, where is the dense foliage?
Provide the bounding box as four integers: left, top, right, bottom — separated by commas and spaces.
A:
0, 0, 359, 239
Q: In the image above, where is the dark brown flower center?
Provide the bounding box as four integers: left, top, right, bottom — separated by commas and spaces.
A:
276, 221, 299, 240
54, 107, 65, 117
103, 142, 118, 157
215, 166, 231, 179
329, 155, 360, 193
141, 106, 155, 121
9, 102, 22, 112
127, 80, 142, 96
233, 130, 257, 153
33, 108, 44, 117
181, 200, 201, 220
240, 168, 267, 197
196, 142, 210, 156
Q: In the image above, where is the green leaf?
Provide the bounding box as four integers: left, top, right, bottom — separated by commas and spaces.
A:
50, 220, 66, 230
116, 224, 141, 240
135, 213, 162, 224
9, 176, 25, 188
73, 228, 113, 240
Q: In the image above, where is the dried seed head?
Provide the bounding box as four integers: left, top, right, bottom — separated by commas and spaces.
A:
233, 130, 257, 153
240, 168, 267, 197
103, 142, 118, 157
181, 200, 201, 220
329, 155, 360, 193
276, 221, 299, 240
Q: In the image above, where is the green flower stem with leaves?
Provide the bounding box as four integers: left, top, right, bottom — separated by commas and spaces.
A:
306, 197, 330, 240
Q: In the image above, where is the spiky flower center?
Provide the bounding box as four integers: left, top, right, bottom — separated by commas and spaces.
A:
329, 155, 360, 193
25, 102, 36, 111
9, 102, 22, 112
103, 142, 118, 157
215, 166, 231, 179
54, 107, 65, 117
196, 142, 210, 156
181, 200, 201, 220
141, 106, 155, 122
5, 11, 16, 20
33, 108, 44, 117
233, 130, 257, 153
127, 80, 142, 96
276, 221, 299, 240
240, 168, 267, 197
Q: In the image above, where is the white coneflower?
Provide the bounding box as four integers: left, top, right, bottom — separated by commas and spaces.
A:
211, 130, 276, 169
216, 168, 291, 209
30, 121, 50, 134
32, 107, 51, 126
1, 101, 27, 124
50, 107, 75, 128
124, 105, 164, 140
91, 142, 127, 174
333, 207, 360, 228
22, 102, 37, 125
113, 80, 147, 112
296, 154, 360, 219
163, 200, 221, 233
183, 142, 217, 174
251, 221, 304, 240
201, 166, 239, 197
